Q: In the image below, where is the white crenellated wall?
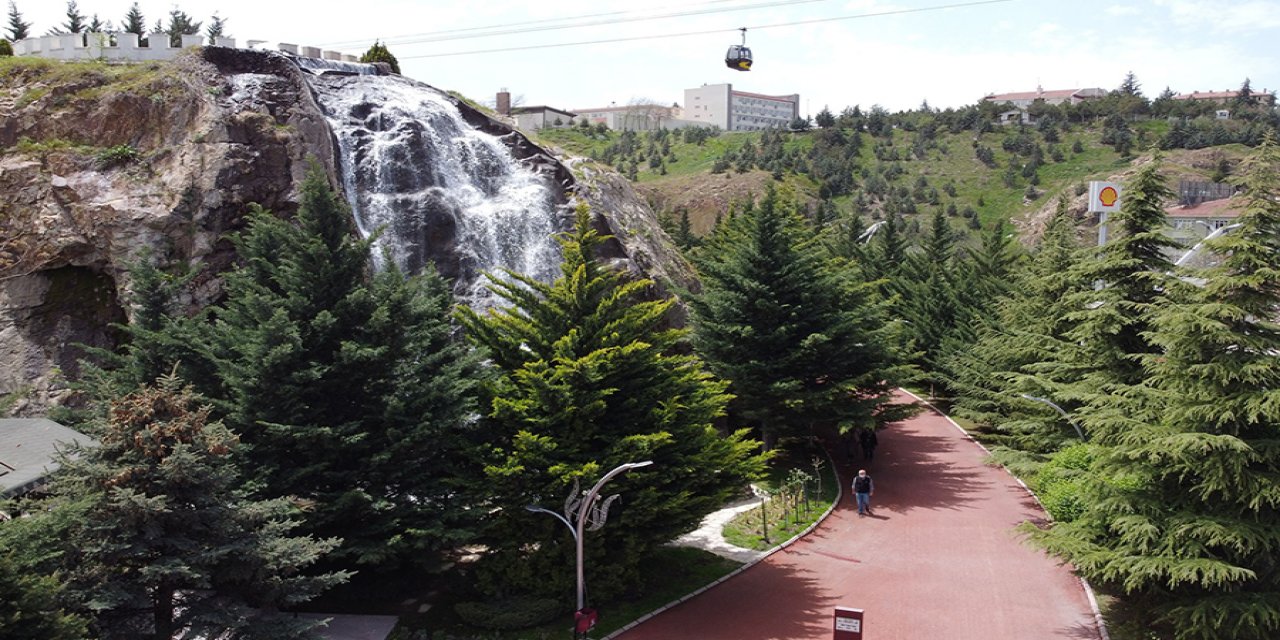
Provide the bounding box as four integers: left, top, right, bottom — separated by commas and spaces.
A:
11, 32, 360, 63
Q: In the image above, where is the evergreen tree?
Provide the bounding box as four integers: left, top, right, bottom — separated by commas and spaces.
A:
1028, 137, 1280, 640
0, 551, 88, 640
814, 106, 835, 128
359, 40, 400, 74
6, 1, 30, 41
85, 14, 108, 33
459, 204, 764, 600
58, 0, 85, 34
161, 9, 200, 47
205, 13, 227, 44
197, 166, 481, 569
120, 2, 144, 36
689, 187, 906, 449
940, 199, 1087, 450
49, 376, 346, 639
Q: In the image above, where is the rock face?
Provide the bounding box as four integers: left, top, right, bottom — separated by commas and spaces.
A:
0, 49, 689, 415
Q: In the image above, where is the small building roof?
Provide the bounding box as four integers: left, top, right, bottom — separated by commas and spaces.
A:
510, 105, 578, 118
1172, 90, 1240, 101
0, 418, 96, 498
731, 89, 798, 102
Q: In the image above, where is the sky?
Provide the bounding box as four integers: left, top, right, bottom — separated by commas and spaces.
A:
14, 0, 1280, 114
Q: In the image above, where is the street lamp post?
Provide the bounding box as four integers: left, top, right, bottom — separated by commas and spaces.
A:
526, 460, 654, 638
1019, 394, 1086, 441
1176, 223, 1241, 267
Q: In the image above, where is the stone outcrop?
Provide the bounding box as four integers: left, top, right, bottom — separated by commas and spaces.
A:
0, 48, 689, 415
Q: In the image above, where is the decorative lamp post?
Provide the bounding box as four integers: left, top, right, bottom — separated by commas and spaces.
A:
526, 460, 654, 639
1019, 394, 1086, 441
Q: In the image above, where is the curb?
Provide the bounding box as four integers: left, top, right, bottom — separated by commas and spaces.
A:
602, 448, 844, 639
898, 388, 1111, 640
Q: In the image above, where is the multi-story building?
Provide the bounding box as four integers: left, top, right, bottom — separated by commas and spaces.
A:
1173, 89, 1275, 106
683, 83, 800, 131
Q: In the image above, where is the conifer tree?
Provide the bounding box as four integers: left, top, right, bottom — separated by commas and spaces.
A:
359, 40, 400, 74
161, 9, 200, 47
689, 187, 906, 449
940, 199, 1087, 450
198, 166, 481, 568
49, 376, 345, 639
6, 1, 29, 41
120, 2, 145, 36
58, 0, 85, 34
460, 204, 764, 600
0, 551, 87, 640
205, 13, 227, 44
1028, 137, 1280, 640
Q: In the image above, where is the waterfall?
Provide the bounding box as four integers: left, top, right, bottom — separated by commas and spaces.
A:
297, 65, 563, 303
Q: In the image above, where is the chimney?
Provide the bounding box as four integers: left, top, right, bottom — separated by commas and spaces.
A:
497, 88, 511, 116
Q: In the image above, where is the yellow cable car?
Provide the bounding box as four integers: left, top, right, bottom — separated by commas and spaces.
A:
725, 27, 752, 71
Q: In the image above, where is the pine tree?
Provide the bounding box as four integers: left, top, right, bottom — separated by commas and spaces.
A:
940, 198, 1087, 450
359, 40, 400, 74
49, 376, 346, 639
814, 106, 835, 128
198, 166, 481, 569
459, 204, 765, 600
689, 186, 906, 449
58, 0, 85, 34
0, 551, 88, 640
161, 9, 200, 47
120, 2, 144, 36
6, 1, 30, 41
1028, 137, 1280, 640
205, 13, 227, 44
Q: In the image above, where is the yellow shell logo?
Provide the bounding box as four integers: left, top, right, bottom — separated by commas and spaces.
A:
1099, 186, 1119, 207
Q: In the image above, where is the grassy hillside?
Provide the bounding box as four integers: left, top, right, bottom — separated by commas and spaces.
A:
536, 120, 1254, 242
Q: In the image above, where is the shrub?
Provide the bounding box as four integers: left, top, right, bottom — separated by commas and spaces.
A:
1031, 444, 1095, 522
0, 40, 13, 57
454, 597, 563, 630
359, 40, 400, 74
95, 144, 139, 169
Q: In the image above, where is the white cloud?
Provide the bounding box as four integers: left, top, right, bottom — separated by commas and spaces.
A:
1105, 5, 1141, 15
1154, 0, 1280, 32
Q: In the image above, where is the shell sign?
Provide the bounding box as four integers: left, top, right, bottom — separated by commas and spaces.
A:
1088, 181, 1122, 213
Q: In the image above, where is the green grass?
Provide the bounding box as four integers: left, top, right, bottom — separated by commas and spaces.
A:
389, 546, 742, 639
722, 439, 839, 550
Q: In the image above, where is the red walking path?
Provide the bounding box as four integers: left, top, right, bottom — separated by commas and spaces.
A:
617, 392, 1103, 640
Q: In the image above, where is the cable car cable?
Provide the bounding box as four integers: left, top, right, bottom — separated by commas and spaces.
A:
397, 0, 1015, 60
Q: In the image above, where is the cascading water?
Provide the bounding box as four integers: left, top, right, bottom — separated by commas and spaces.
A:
295, 59, 563, 303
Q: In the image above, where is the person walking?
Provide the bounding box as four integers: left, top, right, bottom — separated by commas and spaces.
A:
859, 429, 878, 460
852, 469, 874, 516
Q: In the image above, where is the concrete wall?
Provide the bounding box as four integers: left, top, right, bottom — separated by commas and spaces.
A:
684, 84, 732, 130
12, 32, 359, 63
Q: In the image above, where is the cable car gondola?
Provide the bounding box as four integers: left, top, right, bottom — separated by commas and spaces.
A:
725, 27, 751, 71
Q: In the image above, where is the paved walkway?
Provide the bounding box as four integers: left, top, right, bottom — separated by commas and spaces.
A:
618, 391, 1102, 640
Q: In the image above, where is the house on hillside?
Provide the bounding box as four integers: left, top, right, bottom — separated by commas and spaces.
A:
1173, 89, 1275, 106
1, 418, 95, 518
684, 83, 800, 131
983, 86, 1107, 109
509, 106, 578, 131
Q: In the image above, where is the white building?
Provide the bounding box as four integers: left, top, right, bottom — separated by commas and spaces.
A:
683, 83, 799, 131
983, 86, 1107, 109
10, 32, 359, 63
509, 105, 577, 131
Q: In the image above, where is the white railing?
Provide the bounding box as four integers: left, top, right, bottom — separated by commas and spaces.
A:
11, 32, 359, 63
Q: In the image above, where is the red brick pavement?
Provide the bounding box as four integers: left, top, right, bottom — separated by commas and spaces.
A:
617, 391, 1102, 640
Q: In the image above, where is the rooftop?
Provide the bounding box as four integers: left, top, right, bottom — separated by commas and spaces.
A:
984, 88, 1093, 102
0, 418, 95, 498
1166, 197, 1246, 218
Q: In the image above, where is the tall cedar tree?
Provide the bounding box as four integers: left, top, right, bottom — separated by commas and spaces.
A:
7, 1, 30, 41
939, 199, 1089, 452
1028, 137, 1280, 640
205, 13, 227, 44
48, 376, 345, 639
1035, 156, 1180, 414
160, 9, 200, 48
460, 204, 765, 601
120, 2, 144, 35
199, 167, 481, 569
897, 210, 964, 371
690, 187, 907, 449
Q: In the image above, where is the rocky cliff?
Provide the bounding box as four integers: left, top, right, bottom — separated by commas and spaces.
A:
0, 49, 690, 415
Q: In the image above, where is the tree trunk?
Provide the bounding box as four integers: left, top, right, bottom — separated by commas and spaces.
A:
153, 584, 175, 640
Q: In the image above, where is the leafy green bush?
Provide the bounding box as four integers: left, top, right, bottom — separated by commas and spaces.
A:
0, 40, 13, 57
453, 597, 563, 630
1031, 443, 1095, 522
95, 144, 139, 169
